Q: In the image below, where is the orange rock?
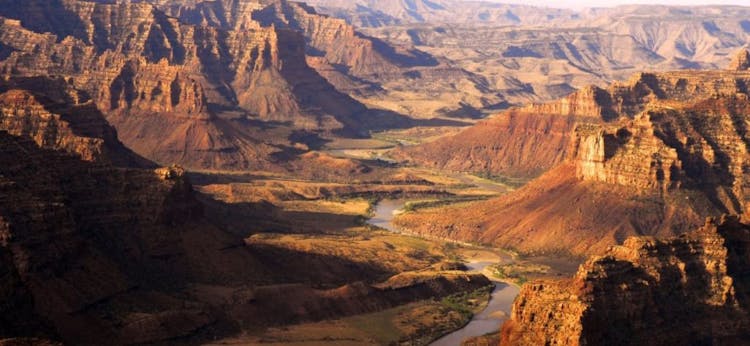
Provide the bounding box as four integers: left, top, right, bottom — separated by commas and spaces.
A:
500, 216, 750, 345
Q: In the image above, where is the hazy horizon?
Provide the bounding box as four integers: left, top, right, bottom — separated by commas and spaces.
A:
475, 0, 750, 9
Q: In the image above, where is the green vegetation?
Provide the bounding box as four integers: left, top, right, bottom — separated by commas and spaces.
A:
402, 195, 492, 212
439, 285, 493, 318
490, 263, 551, 285
371, 132, 420, 146
346, 304, 409, 345
364, 196, 380, 217
474, 172, 530, 189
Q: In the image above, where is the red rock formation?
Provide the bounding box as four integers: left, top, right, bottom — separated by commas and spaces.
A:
0, 77, 151, 167
500, 215, 750, 345
402, 65, 750, 177
0, 78, 493, 344
730, 48, 750, 71
0, 0, 384, 169
225, 272, 491, 326
0, 78, 269, 344
397, 109, 578, 177
396, 63, 750, 256
153, 0, 496, 119
395, 163, 714, 256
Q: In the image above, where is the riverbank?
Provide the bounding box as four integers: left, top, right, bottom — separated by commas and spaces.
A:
366, 199, 521, 345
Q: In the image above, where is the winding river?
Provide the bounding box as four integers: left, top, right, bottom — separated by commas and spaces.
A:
367, 199, 520, 346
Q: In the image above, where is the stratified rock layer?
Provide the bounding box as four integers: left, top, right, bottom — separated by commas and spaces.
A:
730, 48, 750, 71
500, 216, 750, 346
153, 0, 501, 120
403, 67, 750, 178
395, 63, 750, 256
0, 78, 268, 344
0, 79, 493, 344
0, 0, 388, 169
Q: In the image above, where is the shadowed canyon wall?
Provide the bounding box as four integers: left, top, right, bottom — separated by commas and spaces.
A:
501, 215, 750, 345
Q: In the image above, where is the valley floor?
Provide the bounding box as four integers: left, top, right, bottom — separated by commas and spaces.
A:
192, 127, 579, 345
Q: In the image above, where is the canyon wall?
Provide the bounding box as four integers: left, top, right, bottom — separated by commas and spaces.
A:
304, 0, 580, 28
0, 0, 381, 169
320, 2, 750, 113
0, 77, 492, 344
0, 78, 264, 344
403, 64, 750, 179
500, 215, 750, 345
395, 57, 750, 256
164, 0, 502, 119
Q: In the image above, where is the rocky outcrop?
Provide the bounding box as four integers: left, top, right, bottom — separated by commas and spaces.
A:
153, 0, 499, 119
226, 272, 491, 326
397, 110, 577, 177
403, 67, 750, 177
394, 163, 715, 256
500, 215, 750, 345
730, 49, 750, 71
570, 89, 750, 216
305, 0, 578, 28
571, 118, 681, 193
252, 0, 417, 76
0, 78, 495, 344
396, 66, 750, 256
0, 79, 270, 344
0, 0, 387, 169
0, 77, 151, 167
318, 3, 750, 116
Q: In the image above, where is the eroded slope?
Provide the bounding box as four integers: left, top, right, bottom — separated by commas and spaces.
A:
396, 58, 750, 256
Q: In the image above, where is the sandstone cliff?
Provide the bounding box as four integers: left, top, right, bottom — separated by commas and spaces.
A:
154, 0, 502, 119
500, 215, 750, 345
0, 78, 493, 344
0, 77, 273, 344
730, 48, 750, 71
403, 68, 750, 178
325, 3, 750, 113
395, 62, 750, 256
0, 76, 152, 168
305, 0, 579, 28
0, 0, 389, 170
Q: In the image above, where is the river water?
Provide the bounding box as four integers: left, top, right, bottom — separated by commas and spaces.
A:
368, 199, 408, 232
431, 261, 519, 346
367, 199, 519, 346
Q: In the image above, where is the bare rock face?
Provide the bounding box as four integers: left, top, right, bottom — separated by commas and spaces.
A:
0, 0, 386, 169
0, 77, 152, 167
500, 215, 750, 345
729, 49, 750, 71
0, 79, 496, 344
396, 110, 577, 177
396, 68, 750, 256
0, 78, 267, 344
569, 78, 750, 217
571, 117, 681, 192
152, 0, 497, 119
304, 0, 578, 28
403, 70, 750, 178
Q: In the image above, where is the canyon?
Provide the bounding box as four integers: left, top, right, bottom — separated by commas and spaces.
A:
395, 51, 750, 257
0, 0, 508, 172
3, 0, 750, 345
317, 1, 750, 111
0, 77, 493, 344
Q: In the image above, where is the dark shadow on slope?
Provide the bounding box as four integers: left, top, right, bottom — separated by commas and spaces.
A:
0, 76, 156, 169
0, 0, 90, 43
